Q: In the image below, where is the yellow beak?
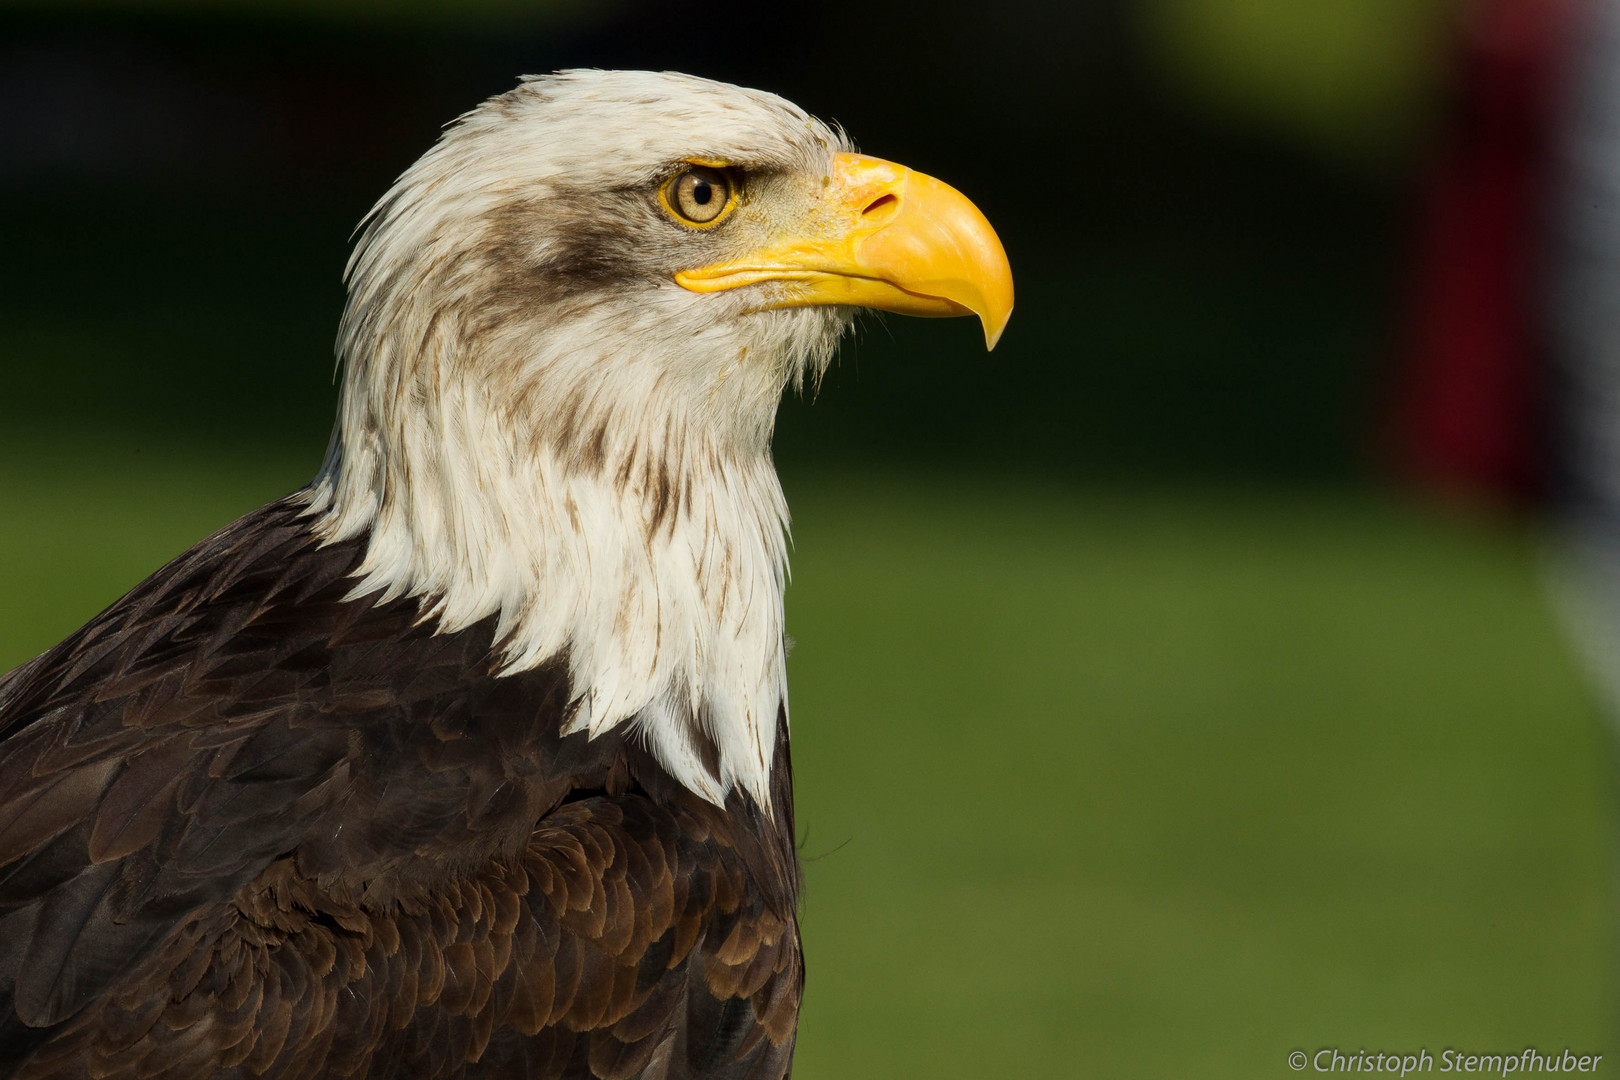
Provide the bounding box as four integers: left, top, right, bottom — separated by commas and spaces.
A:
674, 153, 1014, 350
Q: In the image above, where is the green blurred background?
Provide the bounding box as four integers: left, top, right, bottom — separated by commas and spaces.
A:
0, 0, 1612, 1075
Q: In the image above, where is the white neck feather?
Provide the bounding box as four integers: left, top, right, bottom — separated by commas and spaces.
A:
305, 317, 816, 811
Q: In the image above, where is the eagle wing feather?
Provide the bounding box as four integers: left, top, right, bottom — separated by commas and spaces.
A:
0, 498, 802, 1078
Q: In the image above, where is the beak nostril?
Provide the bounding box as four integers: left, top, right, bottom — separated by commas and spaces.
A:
861, 194, 898, 217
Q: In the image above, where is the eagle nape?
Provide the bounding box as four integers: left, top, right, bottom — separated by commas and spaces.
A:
0, 70, 1011, 1079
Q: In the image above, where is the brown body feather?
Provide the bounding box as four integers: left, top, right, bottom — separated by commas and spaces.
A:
0, 497, 802, 1078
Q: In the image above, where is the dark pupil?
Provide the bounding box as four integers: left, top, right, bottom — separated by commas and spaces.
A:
690, 179, 712, 205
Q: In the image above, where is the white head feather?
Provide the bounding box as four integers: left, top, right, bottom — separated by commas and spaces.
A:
306, 71, 857, 811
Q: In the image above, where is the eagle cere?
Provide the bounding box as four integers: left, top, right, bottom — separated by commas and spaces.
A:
0, 70, 1012, 1078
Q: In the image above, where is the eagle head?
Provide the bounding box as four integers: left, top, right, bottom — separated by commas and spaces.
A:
310, 70, 1012, 808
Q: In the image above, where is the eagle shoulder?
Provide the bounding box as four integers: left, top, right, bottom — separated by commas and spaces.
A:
0, 495, 804, 1078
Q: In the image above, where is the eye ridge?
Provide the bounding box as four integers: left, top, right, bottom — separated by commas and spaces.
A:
663, 165, 736, 227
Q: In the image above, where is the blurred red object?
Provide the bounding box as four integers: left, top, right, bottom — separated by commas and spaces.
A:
1394, 0, 1580, 505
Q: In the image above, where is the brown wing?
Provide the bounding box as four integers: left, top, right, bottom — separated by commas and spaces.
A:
17, 796, 802, 1080
0, 496, 803, 1078
0, 495, 581, 1063
0, 496, 363, 1064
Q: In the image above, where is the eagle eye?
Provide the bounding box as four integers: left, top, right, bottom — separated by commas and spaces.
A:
663, 166, 736, 226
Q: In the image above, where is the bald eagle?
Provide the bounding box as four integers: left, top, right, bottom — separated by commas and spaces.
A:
0, 71, 1011, 1079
